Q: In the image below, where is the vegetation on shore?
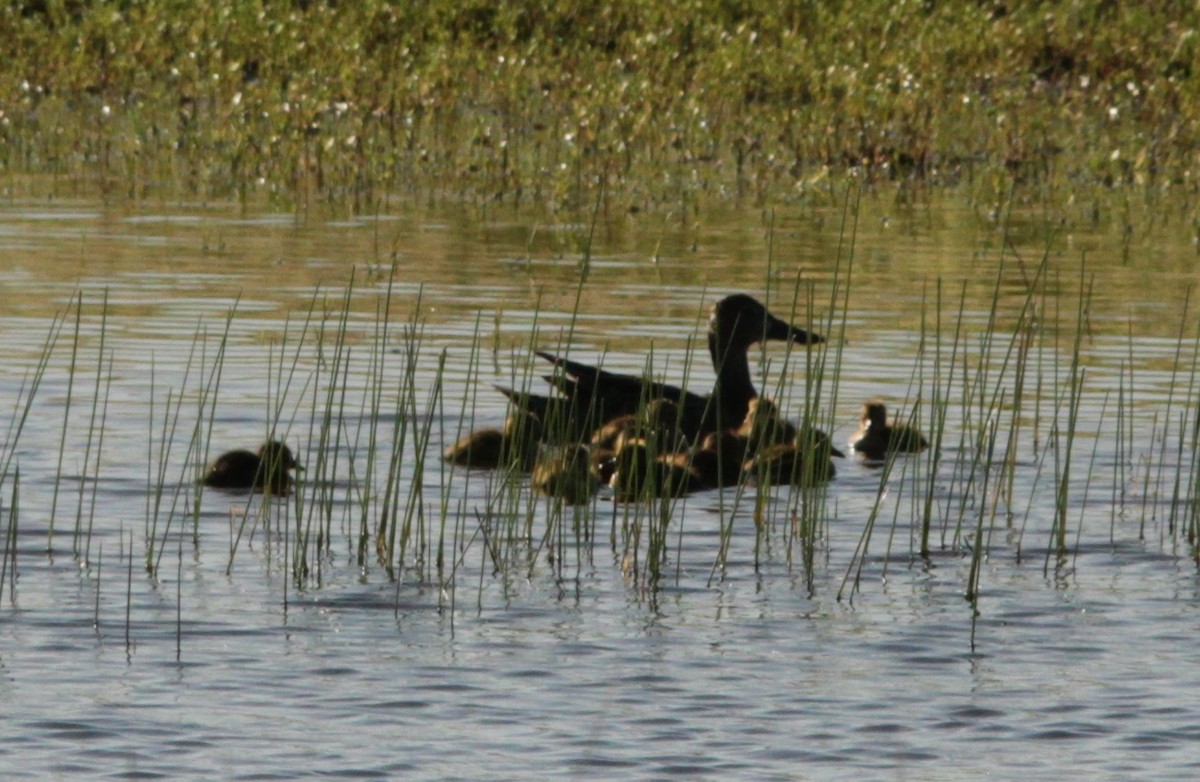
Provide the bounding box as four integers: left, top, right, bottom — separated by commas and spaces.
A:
1, 1, 1195, 211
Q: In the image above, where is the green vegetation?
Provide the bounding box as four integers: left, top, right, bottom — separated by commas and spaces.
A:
1, 1, 1195, 212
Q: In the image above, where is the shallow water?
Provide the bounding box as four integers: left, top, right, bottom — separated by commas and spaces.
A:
1, 193, 1200, 779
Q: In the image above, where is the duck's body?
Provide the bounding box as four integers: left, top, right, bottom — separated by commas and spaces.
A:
443, 412, 542, 470
500, 294, 824, 445
204, 441, 303, 494
848, 400, 928, 460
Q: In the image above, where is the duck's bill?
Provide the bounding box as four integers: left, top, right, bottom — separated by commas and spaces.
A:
765, 312, 825, 345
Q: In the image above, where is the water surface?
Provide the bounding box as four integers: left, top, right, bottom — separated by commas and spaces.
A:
1, 194, 1199, 780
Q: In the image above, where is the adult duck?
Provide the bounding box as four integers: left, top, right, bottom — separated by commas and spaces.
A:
501, 294, 824, 444
848, 399, 929, 460
203, 441, 303, 495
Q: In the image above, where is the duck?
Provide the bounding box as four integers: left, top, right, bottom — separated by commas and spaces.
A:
531, 444, 600, 504
795, 423, 846, 460
203, 440, 303, 494
687, 430, 749, 490
742, 441, 837, 486
499, 294, 824, 444
443, 411, 542, 470
736, 397, 796, 452
848, 399, 929, 460
607, 432, 707, 502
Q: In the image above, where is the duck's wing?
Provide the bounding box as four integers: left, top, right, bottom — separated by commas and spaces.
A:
535, 350, 704, 417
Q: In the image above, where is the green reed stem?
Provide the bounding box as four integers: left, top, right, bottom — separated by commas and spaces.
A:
48, 292, 82, 552
74, 290, 108, 561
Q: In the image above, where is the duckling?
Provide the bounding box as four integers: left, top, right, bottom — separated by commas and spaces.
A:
203, 441, 303, 495
608, 432, 704, 502
848, 399, 928, 460
743, 442, 836, 486
795, 423, 846, 460
687, 430, 748, 490
588, 397, 689, 466
443, 411, 542, 470
532, 444, 600, 504
640, 397, 689, 452
737, 397, 797, 452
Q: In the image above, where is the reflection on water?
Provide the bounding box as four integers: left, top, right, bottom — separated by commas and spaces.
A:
1, 195, 1200, 780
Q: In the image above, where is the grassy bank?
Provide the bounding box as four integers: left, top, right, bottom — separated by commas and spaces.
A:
0, 1, 1196, 212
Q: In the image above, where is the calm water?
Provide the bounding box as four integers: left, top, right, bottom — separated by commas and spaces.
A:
1, 194, 1200, 780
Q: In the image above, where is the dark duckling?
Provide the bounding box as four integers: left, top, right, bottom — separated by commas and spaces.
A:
588, 397, 689, 469
443, 411, 542, 470
736, 397, 796, 452
499, 294, 824, 443
608, 432, 706, 502
687, 430, 749, 490
739, 397, 844, 459
795, 423, 846, 460
743, 442, 837, 486
531, 444, 601, 504
848, 399, 929, 460
203, 441, 303, 494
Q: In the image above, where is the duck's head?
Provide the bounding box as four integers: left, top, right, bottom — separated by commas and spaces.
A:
709, 294, 824, 355
739, 397, 796, 448
861, 400, 889, 429
502, 410, 543, 441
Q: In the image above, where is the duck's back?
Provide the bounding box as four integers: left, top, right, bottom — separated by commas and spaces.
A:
203, 449, 262, 489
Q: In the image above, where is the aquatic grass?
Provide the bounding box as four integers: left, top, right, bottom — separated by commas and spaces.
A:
300, 276, 360, 580
1073, 391, 1112, 568
0, 298, 69, 557
9, 3, 1199, 220
175, 534, 183, 662
93, 542, 101, 630
351, 265, 398, 568
72, 291, 111, 564
47, 292, 81, 552
10, 204, 1200, 647
918, 279, 954, 558
1047, 265, 1092, 567
378, 318, 422, 579
144, 301, 239, 578
786, 189, 856, 589
80, 347, 114, 567
220, 304, 316, 579
0, 467, 17, 604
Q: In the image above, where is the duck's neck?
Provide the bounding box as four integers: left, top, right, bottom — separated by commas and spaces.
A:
708, 333, 757, 427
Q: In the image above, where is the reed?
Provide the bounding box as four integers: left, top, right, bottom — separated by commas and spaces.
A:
0, 298, 68, 556
124, 528, 133, 659
1047, 265, 1091, 567
73, 291, 111, 565
0, 468, 17, 604
81, 347, 114, 567
378, 315, 421, 578
175, 534, 183, 662
47, 292, 81, 552
145, 303, 235, 578
93, 542, 101, 630
354, 265, 397, 568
